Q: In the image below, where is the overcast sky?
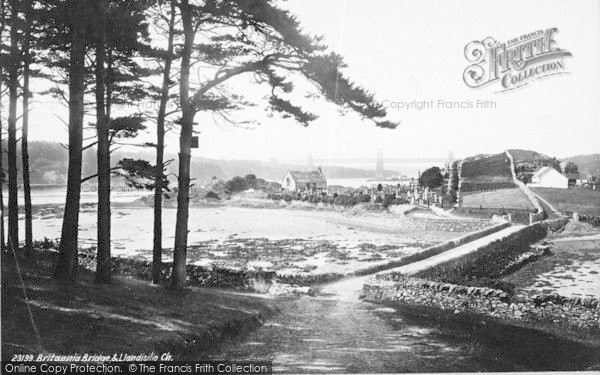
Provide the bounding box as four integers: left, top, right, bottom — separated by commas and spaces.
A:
26, 0, 600, 162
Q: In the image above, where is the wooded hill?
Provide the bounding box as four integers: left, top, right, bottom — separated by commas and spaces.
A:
562, 154, 600, 179
1, 141, 398, 185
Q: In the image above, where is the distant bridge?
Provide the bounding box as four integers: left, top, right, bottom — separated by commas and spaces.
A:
281, 157, 448, 165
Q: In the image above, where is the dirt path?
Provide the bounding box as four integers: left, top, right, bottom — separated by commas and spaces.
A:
212, 282, 600, 372
206, 223, 600, 372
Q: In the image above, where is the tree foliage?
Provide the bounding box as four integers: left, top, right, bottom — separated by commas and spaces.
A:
564, 161, 578, 174
419, 166, 443, 189
118, 158, 170, 191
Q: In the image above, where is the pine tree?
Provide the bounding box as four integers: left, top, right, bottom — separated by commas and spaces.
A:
84, 0, 152, 283
170, 0, 398, 289
6, 0, 19, 252
0, 0, 8, 252
54, 0, 89, 281
151, 0, 177, 284
0, 83, 4, 253
94, 0, 110, 282
21, 0, 33, 257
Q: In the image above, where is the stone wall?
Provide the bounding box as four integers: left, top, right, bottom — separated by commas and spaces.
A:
77, 250, 277, 290
361, 215, 599, 331
362, 276, 600, 330
411, 223, 547, 285
454, 206, 533, 223
570, 212, 600, 227
351, 221, 511, 276
76, 248, 345, 291
505, 150, 545, 217
538, 216, 570, 231
410, 218, 568, 286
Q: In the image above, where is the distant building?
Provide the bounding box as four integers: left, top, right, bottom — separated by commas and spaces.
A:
564, 173, 580, 187
582, 176, 599, 191
281, 167, 327, 192
529, 167, 568, 188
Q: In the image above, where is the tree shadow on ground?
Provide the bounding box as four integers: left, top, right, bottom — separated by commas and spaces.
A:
1, 252, 276, 360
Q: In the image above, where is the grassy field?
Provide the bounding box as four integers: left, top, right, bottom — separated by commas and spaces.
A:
531, 187, 600, 215
462, 188, 534, 210
2, 252, 276, 360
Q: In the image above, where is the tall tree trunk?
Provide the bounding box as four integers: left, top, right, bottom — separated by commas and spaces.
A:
94, 0, 111, 283
0, 80, 5, 253
153, 2, 176, 284
7, 2, 19, 252
22, 0, 33, 257
171, 0, 194, 290
0, 0, 7, 253
55, 0, 87, 281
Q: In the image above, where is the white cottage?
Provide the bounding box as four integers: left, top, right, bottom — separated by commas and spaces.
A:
529, 167, 568, 188
281, 168, 327, 192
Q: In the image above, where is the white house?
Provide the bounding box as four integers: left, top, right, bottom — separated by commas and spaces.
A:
529, 166, 568, 188
281, 168, 327, 192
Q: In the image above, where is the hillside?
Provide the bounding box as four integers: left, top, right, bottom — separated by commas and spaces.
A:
1, 141, 397, 185
508, 149, 553, 162
562, 154, 600, 179
460, 153, 515, 192
507, 149, 561, 183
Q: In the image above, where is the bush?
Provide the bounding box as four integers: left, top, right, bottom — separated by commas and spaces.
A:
225, 176, 248, 193
244, 174, 257, 188
267, 193, 282, 200
382, 194, 395, 208
205, 191, 220, 200
309, 195, 324, 204
33, 237, 57, 250
282, 193, 293, 203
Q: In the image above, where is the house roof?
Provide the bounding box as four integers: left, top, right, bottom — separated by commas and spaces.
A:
532, 166, 566, 180
287, 170, 327, 184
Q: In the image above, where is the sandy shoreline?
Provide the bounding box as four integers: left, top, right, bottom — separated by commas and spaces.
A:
22, 202, 493, 277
